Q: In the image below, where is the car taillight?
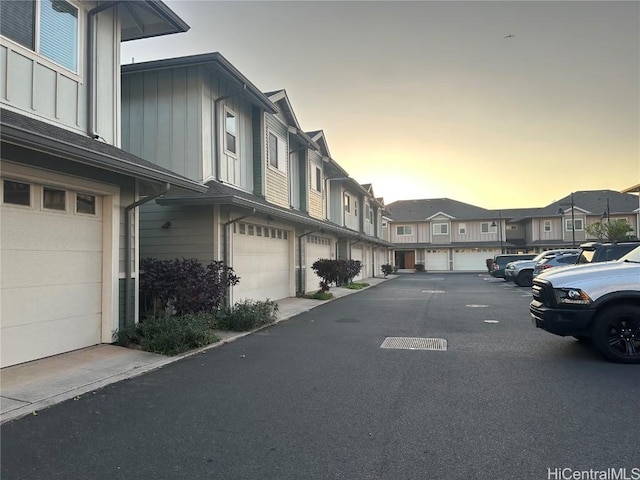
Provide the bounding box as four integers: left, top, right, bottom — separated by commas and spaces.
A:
541, 264, 553, 270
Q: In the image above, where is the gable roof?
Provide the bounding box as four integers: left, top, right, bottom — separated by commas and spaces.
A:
1, 108, 207, 193
265, 90, 300, 128
517, 190, 639, 219
306, 130, 332, 158
122, 53, 277, 114
386, 198, 494, 221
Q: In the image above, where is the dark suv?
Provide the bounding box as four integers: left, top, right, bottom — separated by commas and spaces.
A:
490, 254, 536, 279
576, 240, 640, 264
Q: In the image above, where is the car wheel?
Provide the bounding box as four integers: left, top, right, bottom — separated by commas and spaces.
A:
591, 304, 640, 364
515, 270, 533, 287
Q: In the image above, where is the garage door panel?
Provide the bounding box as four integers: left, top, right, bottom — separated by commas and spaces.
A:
2, 283, 102, 328
1, 312, 102, 368
453, 250, 499, 271
2, 210, 102, 251
2, 251, 102, 288
426, 251, 449, 271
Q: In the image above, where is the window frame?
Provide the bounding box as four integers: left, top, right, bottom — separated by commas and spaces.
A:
543, 220, 552, 232
267, 130, 287, 174
565, 218, 584, 231
224, 107, 238, 156
0, 0, 81, 75
2, 179, 32, 207
75, 192, 96, 216
458, 223, 467, 235
314, 166, 322, 192
396, 225, 413, 236
344, 193, 351, 213
42, 186, 67, 212
480, 222, 496, 234
433, 223, 449, 235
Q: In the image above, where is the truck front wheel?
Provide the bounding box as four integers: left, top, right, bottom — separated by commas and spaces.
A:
591, 304, 640, 364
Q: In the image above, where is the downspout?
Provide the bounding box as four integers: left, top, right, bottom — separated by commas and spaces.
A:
87, 1, 119, 139
214, 85, 247, 182
222, 208, 256, 306
125, 183, 171, 328
296, 230, 317, 295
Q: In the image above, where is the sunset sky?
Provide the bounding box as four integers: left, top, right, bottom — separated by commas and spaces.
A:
121, 1, 639, 210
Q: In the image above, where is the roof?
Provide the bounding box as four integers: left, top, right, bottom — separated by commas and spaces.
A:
120, 1, 190, 41
526, 190, 639, 218
0, 108, 207, 193
121, 53, 277, 114
156, 181, 394, 247
386, 198, 495, 222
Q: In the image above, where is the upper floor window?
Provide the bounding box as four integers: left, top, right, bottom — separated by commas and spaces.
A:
396, 225, 413, 236
458, 223, 467, 235
225, 109, 237, 155
480, 222, 496, 234
543, 220, 552, 232
267, 131, 286, 173
354, 199, 359, 217
365, 204, 371, 222
1, 0, 79, 73
565, 218, 584, 231
315, 167, 322, 191
344, 193, 351, 213
433, 223, 449, 235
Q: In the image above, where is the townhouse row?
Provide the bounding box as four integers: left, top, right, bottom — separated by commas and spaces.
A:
0, 0, 392, 369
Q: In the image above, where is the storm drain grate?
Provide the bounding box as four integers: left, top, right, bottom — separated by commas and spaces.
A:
380, 337, 447, 351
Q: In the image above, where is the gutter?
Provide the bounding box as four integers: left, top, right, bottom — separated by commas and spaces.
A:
124, 183, 171, 327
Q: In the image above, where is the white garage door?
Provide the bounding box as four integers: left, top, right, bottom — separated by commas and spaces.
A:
305, 235, 332, 293
1, 182, 103, 368
351, 245, 364, 281
233, 224, 291, 302
426, 249, 449, 271
453, 249, 499, 271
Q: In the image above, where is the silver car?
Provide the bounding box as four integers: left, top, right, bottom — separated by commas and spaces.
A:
533, 252, 579, 277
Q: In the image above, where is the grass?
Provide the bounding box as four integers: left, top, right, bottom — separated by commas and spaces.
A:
303, 292, 334, 300
344, 282, 370, 290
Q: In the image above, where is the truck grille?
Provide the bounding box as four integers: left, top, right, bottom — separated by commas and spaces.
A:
532, 283, 548, 306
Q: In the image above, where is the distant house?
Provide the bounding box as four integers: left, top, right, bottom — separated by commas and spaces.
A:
0, 1, 205, 368
120, 53, 392, 303
386, 190, 639, 271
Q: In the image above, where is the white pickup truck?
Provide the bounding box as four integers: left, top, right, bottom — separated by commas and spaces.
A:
530, 246, 640, 364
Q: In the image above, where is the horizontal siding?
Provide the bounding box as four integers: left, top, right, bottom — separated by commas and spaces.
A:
307, 151, 323, 219
139, 203, 214, 263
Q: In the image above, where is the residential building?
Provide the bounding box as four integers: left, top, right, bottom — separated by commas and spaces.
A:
387, 190, 639, 271
0, 1, 206, 368
120, 53, 392, 303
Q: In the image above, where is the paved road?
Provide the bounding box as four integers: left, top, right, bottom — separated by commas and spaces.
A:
2, 274, 639, 480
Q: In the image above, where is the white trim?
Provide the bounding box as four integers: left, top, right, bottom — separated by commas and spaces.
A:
223, 106, 238, 157
432, 222, 449, 235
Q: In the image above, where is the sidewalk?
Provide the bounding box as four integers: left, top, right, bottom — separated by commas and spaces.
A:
0, 276, 394, 424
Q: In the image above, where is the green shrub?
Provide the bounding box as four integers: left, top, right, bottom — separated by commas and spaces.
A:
393, 265, 399, 273
217, 299, 279, 331
345, 282, 369, 290
311, 259, 363, 287
381, 264, 393, 277
115, 314, 218, 356
304, 292, 334, 300
415, 263, 425, 272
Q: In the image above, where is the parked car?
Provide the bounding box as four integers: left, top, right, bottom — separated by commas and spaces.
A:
532, 253, 579, 276
490, 254, 536, 279
576, 240, 640, 264
504, 249, 580, 287
530, 245, 640, 363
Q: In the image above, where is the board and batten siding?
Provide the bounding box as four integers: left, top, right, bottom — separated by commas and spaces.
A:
139, 203, 215, 264
307, 150, 324, 219
121, 66, 203, 182
451, 220, 500, 243
264, 113, 289, 208
1, 7, 119, 143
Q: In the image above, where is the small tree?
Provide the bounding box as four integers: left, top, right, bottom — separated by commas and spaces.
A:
585, 219, 634, 242
311, 259, 363, 289
381, 264, 393, 277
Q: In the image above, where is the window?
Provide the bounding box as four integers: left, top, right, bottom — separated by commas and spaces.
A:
365, 204, 371, 222
239, 223, 246, 234
256, 226, 262, 237
76, 193, 95, 215
267, 131, 287, 173
43, 187, 66, 211
344, 193, 351, 213
458, 223, 467, 235
481, 222, 497, 234
315, 167, 322, 192
543, 220, 551, 232
396, 225, 413, 236
566, 219, 584, 231
433, 223, 449, 235
354, 199, 359, 217
248, 224, 254, 235
225, 109, 237, 154
3, 180, 31, 206
0, 0, 79, 72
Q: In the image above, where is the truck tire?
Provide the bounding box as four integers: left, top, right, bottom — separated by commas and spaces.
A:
515, 270, 533, 287
591, 304, 640, 364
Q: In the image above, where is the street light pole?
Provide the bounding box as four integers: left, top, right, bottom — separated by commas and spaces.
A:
570, 192, 575, 248
498, 210, 504, 253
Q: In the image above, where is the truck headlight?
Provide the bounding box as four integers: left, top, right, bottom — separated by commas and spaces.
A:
554, 288, 592, 305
